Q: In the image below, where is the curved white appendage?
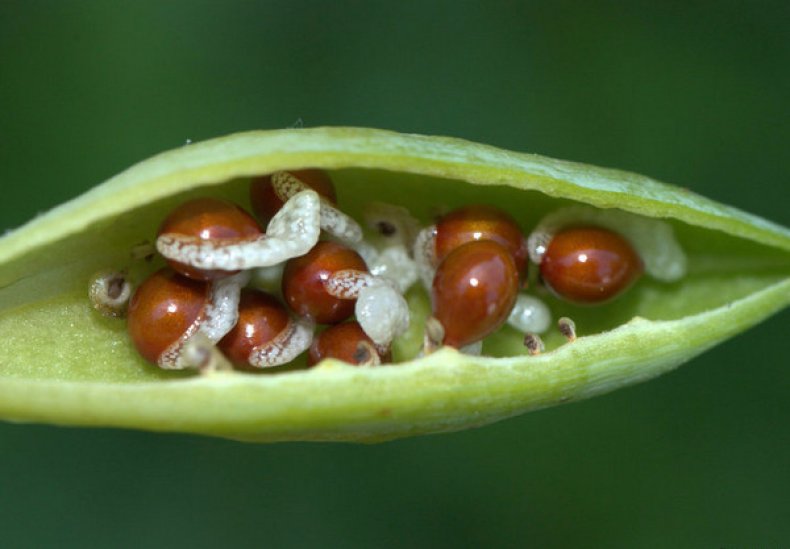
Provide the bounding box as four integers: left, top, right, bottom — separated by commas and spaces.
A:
158, 319, 202, 370
156, 190, 321, 271
157, 271, 250, 370
527, 205, 687, 282
199, 271, 249, 342
355, 281, 409, 347
180, 334, 233, 373
413, 225, 437, 291
248, 317, 315, 368
319, 203, 363, 243
271, 171, 362, 243
324, 270, 410, 347
323, 269, 371, 299
507, 294, 552, 335
351, 242, 418, 294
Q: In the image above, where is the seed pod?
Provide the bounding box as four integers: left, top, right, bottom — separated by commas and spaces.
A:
0, 128, 787, 443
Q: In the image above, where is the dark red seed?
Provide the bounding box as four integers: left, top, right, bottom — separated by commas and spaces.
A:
158, 198, 262, 281
307, 321, 389, 366
217, 289, 290, 367
282, 241, 368, 324
250, 169, 337, 225
127, 268, 209, 364
432, 240, 519, 348
540, 226, 644, 304
435, 204, 528, 280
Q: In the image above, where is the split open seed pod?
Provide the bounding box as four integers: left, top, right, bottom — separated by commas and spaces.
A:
0, 127, 788, 442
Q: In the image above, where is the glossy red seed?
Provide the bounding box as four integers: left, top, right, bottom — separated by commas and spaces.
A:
307, 321, 390, 366
217, 289, 290, 367
158, 198, 262, 281
435, 204, 529, 279
432, 240, 519, 348
540, 226, 644, 304
250, 169, 337, 225
127, 268, 209, 364
282, 241, 368, 324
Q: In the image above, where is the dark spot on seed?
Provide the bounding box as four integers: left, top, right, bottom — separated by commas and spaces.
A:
376, 221, 397, 237
353, 342, 373, 364
107, 276, 126, 300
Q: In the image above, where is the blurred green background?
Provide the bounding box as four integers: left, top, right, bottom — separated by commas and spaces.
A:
1, 1, 788, 547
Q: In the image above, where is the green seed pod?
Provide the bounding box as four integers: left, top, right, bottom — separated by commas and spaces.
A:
0, 127, 787, 442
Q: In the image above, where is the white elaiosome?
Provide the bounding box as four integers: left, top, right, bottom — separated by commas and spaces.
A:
157, 271, 249, 370
271, 171, 362, 243
323, 269, 371, 299
199, 271, 249, 342
156, 190, 321, 271
318, 203, 364, 243
158, 317, 203, 370
413, 225, 438, 290
351, 241, 418, 294
248, 317, 315, 368
507, 293, 552, 335
355, 280, 409, 347
323, 270, 409, 346
527, 205, 687, 282
179, 333, 233, 373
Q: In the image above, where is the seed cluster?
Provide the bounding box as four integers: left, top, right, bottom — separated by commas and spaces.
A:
89, 169, 681, 373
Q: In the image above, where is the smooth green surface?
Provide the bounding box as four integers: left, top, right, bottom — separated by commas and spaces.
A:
1, 1, 788, 546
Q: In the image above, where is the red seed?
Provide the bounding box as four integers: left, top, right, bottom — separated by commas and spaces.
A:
281, 241, 368, 324
540, 226, 644, 304
250, 169, 337, 225
435, 205, 528, 279
158, 198, 262, 281
432, 240, 519, 348
307, 321, 389, 366
127, 268, 209, 364
217, 289, 290, 367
